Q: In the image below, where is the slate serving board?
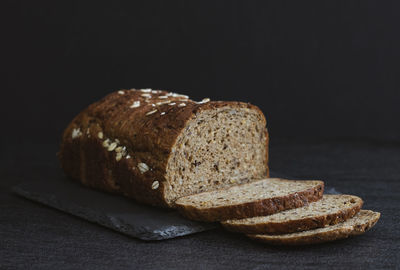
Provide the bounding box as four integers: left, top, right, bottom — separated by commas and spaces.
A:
12, 170, 340, 241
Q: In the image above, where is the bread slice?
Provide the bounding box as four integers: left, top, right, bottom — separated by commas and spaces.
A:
248, 210, 380, 245
222, 194, 363, 234
175, 178, 324, 222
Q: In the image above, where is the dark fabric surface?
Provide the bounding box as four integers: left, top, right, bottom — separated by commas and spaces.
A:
1, 140, 399, 269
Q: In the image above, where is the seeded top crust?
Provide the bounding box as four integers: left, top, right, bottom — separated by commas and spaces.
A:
222, 194, 363, 234
248, 210, 380, 245
175, 178, 324, 221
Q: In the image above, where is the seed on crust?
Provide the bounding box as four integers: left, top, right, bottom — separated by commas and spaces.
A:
116, 152, 122, 161
178, 103, 186, 107
197, 98, 210, 104
141, 88, 152, 92
118, 90, 125, 95
156, 100, 171, 105
72, 128, 82, 139
130, 101, 140, 108
146, 109, 158, 115
138, 162, 150, 173
169, 92, 189, 99
98, 132, 104, 139
108, 142, 117, 151
141, 93, 152, 98
152, 181, 160, 190
102, 139, 110, 147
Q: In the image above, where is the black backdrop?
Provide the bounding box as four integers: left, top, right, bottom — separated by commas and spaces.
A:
3, 1, 400, 145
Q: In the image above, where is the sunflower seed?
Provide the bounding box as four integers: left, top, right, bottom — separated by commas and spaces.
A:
130, 101, 140, 108
72, 128, 82, 139
108, 142, 117, 151
152, 181, 160, 190
138, 163, 150, 173
146, 109, 157, 115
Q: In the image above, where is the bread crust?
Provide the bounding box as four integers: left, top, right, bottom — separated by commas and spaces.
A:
247, 210, 380, 245
175, 181, 324, 222
221, 195, 363, 234
58, 89, 269, 208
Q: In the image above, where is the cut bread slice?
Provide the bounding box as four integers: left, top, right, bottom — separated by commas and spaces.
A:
175, 178, 324, 222
248, 210, 380, 245
222, 194, 363, 234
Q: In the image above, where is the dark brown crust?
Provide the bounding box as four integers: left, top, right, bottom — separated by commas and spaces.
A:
247, 210, 380, 245
175, 181, 324, 222
58, 89, 269, 208
221, 196, 363, 234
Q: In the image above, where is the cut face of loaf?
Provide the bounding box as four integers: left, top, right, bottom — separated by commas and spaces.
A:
58, 89, 269, 207
164, 106, 268, 204
222, 194, 363, 234
175, 178, 324, 222
248, 210, 380, 245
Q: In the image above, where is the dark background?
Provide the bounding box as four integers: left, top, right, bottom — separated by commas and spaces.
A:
2, 1, 400, 269
3, 0, 400, 146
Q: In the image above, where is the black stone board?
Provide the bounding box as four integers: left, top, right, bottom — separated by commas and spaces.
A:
11, 170, 339, 241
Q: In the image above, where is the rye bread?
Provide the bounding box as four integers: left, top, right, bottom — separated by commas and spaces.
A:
175, 178, 324, 222
58, 89, 269, 207
222, 194, 363, 234
248, 210, 380, 245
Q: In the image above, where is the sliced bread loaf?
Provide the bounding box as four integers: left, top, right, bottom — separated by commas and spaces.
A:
59, 89, 269, 207
175, 178, 324, 222
222, 194, 363, 234
247, 210, 380, 245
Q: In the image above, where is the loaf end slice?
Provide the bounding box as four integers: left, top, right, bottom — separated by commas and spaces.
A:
175, 178, 324, 222
247, 210, 380, 245
222, 194, 363, 234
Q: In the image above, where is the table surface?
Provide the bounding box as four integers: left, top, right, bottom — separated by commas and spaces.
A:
1, 140, 399, 270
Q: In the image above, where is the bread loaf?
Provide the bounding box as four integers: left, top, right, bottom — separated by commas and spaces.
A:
58, 89, 269, 207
